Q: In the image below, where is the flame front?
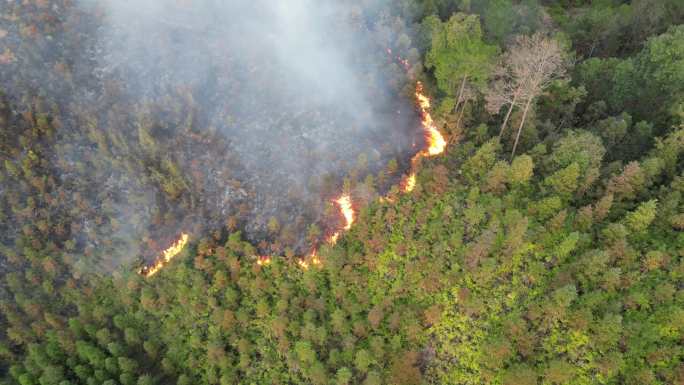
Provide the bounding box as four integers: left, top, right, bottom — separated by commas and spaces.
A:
144, 79, 446, 274
334, 194, 354, 231
256, 256, 271, 266
241, 80, 444, 271
416, 82, 446, 156
143, 82, 445, 275
403, 173, 417, 192
328, 232, 340, 244
141, 233, 189, 277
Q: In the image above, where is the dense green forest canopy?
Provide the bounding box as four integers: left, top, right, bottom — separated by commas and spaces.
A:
1, 0, 683, 384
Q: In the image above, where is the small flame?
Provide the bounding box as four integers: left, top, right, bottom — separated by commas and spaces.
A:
425, 126, 447, 156
256, 256, 271, 266
293, 250, 322, 271
248, 67, 447, 273
310, 249, 322, 266
141, 233, 189, 277
328, 232, 340, 244
334, 194, 354, 231
386, 48, 410, 71
415, 82, 446, 156
403, 173, 416, 192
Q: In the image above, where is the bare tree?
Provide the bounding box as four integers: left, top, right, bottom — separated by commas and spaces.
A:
486, 64, 519, 137
453, 73, 468, 115
446, 82, 476, 145
486, 33, 567, 159
455, 82, 476, 129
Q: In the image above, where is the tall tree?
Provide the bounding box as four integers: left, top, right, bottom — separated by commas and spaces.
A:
424, 13, 498, 120
482, 0, 515, 44
635, 25, 684, 124
486, 33, 567, 158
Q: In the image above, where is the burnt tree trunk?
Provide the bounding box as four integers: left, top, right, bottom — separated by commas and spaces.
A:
454, 74, 467, 113
510, 97, 533, 160
499, 89, 519, 137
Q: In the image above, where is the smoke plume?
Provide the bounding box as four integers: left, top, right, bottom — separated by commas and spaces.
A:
0, 0, 417, 271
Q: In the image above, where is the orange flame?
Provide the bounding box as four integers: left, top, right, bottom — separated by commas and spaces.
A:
334, 194, 354, 231
253, 194, 354, 272
146, 78, 448, 275
386, 48, 410, 71
403, 173, 416, 192
328, 232, 340, 244
256, 256, 271, 266
247, 82, 447, 271
298, 248, 324, 271
416, 82, 446, 156
140, 233, 189, 277
309, 249, 322, 266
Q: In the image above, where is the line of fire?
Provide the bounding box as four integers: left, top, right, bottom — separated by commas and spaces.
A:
139, 80, 446, 277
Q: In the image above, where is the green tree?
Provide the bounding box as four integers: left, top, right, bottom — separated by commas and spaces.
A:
424, 13, 497, 117
635, 25, 684, 123
482, 0, 515, 43
625, 199, 657, 233
509, 154, 534, 184
334, 367, 352, 385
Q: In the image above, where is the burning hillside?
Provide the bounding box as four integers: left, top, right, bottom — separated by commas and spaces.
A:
140, 233, 189, 277
180, 76, 441, 274
0, 0, 425, 274
416, 82, 448, 156
139, 77, 449, 276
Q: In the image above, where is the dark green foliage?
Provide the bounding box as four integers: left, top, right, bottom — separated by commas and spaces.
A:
424, 13, 498, 95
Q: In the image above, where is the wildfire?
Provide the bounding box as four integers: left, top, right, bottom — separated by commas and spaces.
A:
386, 47, 410, 71
389, 81, 445, 198
323, 194, 353, 246
243, 80, 444, 272
403, 173, 416, 192
415, 82, 447, 156
252, 194, 353, 272
297, 248, 323, 271
140, 233, 189, 277
256, 256, 271, 266
144, 82, 446, 275
309, 249, 322, 266
334, 194, 354, 230
328, 232, 340, 244
143, 77, 446, 275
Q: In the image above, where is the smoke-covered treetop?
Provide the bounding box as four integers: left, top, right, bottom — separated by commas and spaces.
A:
0, 0, 420, 271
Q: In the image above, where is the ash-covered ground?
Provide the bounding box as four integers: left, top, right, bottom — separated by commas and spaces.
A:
0, 0, 421, 272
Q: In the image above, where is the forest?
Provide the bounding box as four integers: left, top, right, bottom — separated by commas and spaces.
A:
1, 0, 683, 384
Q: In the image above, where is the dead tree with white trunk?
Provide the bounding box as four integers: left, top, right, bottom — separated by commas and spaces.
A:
486, 33, 567, 159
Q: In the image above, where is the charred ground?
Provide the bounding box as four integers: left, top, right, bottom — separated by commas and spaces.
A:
0, 0, 422, 272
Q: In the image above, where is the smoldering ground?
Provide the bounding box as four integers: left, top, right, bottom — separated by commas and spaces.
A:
0, 0, 419, 272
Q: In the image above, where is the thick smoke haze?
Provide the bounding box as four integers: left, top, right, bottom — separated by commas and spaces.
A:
91, 0, 408, 180
0, 0, 417, 272
86, 0, 418, 241
95, 1, 369, 107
